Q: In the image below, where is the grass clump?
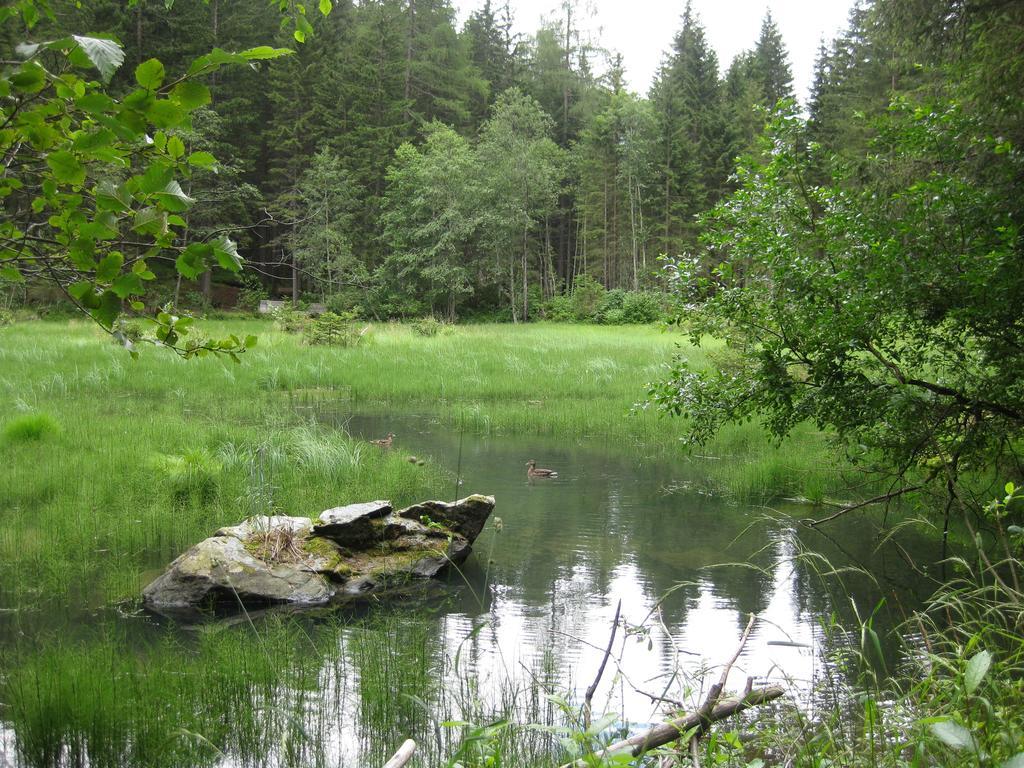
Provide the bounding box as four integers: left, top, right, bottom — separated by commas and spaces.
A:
150, 449, 222, 503
410, 316, 452, 336
2, 412, 60, 443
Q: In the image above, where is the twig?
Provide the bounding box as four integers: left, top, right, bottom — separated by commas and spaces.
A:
583, 599, 621, 729
381, 739, 416, 768
805, 485, 924, 527
688, 613, 757, 755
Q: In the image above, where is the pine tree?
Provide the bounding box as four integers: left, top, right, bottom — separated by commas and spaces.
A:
751, 11, 794, 108
649, 1, 726, 254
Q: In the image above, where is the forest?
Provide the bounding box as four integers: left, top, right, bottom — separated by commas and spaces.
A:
2, 0, 1024, 767
5, 0, 810, 322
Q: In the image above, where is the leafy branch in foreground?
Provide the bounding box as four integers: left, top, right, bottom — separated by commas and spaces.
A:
652, 101, 1024, 520
0, 3, 291, 357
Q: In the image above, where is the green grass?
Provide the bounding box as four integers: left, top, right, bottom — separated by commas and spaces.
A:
0, 319, 856, 610
2, 412, 60, 443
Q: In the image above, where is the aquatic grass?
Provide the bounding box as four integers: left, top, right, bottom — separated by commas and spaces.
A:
2, 412, 60, 443
150, 449, 223, 504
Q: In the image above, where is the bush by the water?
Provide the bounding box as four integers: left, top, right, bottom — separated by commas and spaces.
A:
2, 412, 60, 443
304, 311, 368, 347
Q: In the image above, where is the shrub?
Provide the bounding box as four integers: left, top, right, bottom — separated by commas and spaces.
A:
593, 288, 626, 323
0, 308, 14, 328
325, 289, 366, 318
271, 306, 308, 334
236, 276, 269, 313
304, 311, 368, 347
410, 317, 452, 337
620, 292, 665, 323
542, 294, 575, 322
2, 413, 60, 443
570, 274, 606, 320
182, 290, 212, 315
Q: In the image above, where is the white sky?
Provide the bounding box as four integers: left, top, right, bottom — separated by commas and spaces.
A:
452, 0, 857, 104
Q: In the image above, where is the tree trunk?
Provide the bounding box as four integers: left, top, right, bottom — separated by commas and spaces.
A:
403, 0, 415, 123
522, 222, 529, 321
291, 248, 300, 305
629, 171, 638, 290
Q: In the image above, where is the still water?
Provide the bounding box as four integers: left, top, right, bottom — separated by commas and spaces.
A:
333, 411, 941, 716
0, 409, 944, 767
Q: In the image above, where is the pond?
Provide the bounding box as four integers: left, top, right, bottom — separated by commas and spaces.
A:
0, 407, 945, 768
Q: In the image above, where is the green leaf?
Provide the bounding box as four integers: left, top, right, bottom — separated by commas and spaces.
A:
187, 151, 217, 169
187, 48, 243, 76
176, 243, 211, 279
239, 46, 293, 61
95, 180, 131, 212
0, 266, 24, 282
964, 650, 991, 695
46, 151, 85, 186
10, 62, 46, 93
318, 0, 332, 15
170, 81, 211, 109
111, 273, 144, 298
146, 99, 187, 129
95, 252, 124, 282
929, 720, 976, 752
68, 281, 96, 303
132, 206, 167, 236
153, 180, 194, 212
166, 136, 185, 160
92, 289, 122, 327
134, 58, 165, 90
211, 235, 242, 271
137, 163, 174, 194
244, 335, 257, 348
71, 36, 125, 82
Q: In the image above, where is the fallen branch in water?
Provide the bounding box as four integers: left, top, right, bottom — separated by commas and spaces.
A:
558, 685, 786, 767
805, 484, 924, 527
561, 613, 785, 768
382, 739, 416, 768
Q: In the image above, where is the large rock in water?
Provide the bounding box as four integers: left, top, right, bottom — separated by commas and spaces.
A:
143, 495, 494, 617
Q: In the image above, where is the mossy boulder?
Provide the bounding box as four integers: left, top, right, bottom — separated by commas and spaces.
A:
143, 495, 495, 619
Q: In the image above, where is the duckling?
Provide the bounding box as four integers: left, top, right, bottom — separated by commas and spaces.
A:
526, 459, 558, 479
370, 433, 395, 449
